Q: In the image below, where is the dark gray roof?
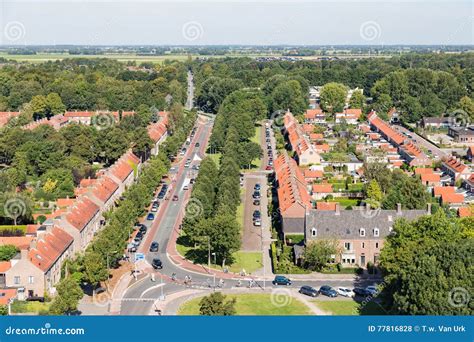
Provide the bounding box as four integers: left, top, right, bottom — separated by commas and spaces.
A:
450, 126, 474, 136
422, 117, 451, 124
305, 208, 428, 240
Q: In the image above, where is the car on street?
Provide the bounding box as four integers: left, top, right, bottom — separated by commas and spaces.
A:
146, 213, 155, 221
319, 285, 338, 297
365, 285, 379, 296
180, 148, 186, 156
151, 203, 159, 212
138, 225, 147, 234
172, 195, 179, 201
299, 286, 319, 297
254, 183, 261, 191
149, 241, 159, 252
265, 165, 272, 170
272, 275, 292, 286
152, 258, 163, 269
337, 287, 355, 297
353, 287, 371, 297
133, 237, 141, 246
190, 178, 196, 184
253, 199, 260, 206
127, 243, 137, 253
253, 219, 261, 227
195, 142, 200, 147
183, 185, 189, 191
252, 191, 261, 199
253, 210, 261, 219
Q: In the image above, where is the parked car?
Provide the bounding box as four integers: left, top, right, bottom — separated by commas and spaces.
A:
252, 191, 261, 199
149, 241, 159, 252
253, 219, 261, 227
127, 243, 137, 253
319, 285, 338, 297
254, 183, 261, 191
337, 287, 355, 297
265, 165, 272, 170
253, 199, 261, 206
299, 286, 319, 297
172, 195, 179, 201
272, 276, 292, 286
365, 285, 379, 295
195, 142, 200, 147
151, 203, 159, 212
138, 225, 147, 234
353, 287, 371, 297
253, 210, 261, 219
146, 213, 155, 221
152, 258, 163, 269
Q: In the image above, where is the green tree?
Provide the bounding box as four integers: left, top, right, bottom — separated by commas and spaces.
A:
320, 82, 347, 114
303, 239, 340, 271
458, 96, 474, 122
83, 251, 109, 288
380, 211, 473, 315
45, 93, 66, 116
349, 89, 365, 109
49, 277, 83, 315
366, 179, 383, 208
199, 292, 236, 316
0, 245, 19, 261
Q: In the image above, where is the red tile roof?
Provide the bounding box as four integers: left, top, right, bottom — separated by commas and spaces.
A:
415, 168, 434, 175
316, 202, 337, 211
0, 236, 34, 250
441, 193, 464, 205
304, 169, 323, 179
421, 173, 440, 184
458, 206, 472, 217
433, 186, 455, 197
443, 156, 468, 173
368, 111, 405, 145
312, 184, 333, 193
304, 109, 323, 119
91, 176, 119, 203
274, 152, 312, 218
110, 151, 140, 182
0, 261, 11, 273
309, 133, 323, 141
28, 227, 73, 272
57, 197, 75, 208
65, 197, 100, 231
0, 288, 17, 305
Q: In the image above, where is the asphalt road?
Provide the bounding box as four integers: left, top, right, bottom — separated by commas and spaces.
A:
392, 124, 446, 159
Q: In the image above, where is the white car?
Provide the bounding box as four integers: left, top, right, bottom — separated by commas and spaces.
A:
337, 287, 355, 297
253, 219, 261, 227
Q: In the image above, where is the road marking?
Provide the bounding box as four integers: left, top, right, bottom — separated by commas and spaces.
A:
141, 283, 166, 298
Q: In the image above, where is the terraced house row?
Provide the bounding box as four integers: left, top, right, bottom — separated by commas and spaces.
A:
0, 113, 169, 299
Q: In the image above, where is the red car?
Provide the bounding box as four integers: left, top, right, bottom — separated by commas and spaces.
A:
265, 165, 272, 170
172, 195, 179, 201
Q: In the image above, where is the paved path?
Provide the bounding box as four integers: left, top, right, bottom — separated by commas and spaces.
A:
393, 124, 446, 159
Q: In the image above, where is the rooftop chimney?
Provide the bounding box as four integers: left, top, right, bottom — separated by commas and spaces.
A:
396, 203, 402, 215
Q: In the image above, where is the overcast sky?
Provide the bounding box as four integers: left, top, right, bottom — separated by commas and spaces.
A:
0, 0, 472, 46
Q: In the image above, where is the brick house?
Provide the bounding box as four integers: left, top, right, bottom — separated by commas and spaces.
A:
305, 204, 429, 267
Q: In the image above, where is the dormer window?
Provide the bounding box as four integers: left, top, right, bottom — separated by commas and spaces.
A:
374, 228, 379, 237
311, 228, 317, 237
359, 228, 366, 237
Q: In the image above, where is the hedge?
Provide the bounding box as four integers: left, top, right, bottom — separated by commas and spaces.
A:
0, 225, 27, 236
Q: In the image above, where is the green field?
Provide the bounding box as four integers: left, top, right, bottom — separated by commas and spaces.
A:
313, 300, 387, 315
0, 52, 193, 64
179, 293, 311, 315
10, 300, 51, 314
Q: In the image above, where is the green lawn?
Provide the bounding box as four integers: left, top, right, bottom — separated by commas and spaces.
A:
179, 293, 311, 315
313, 300, 387, 315
10, 300, 51, 314
237, 188, 245, 230
176, 234, 262, 274
327, 198, 360, 207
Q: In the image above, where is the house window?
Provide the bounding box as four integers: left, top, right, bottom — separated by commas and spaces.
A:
344, 242, 352, 251
311, 228, 317, 237
14, 276, 20, 285
362, 242, 365, 248
374, 228, 379, 237
376, 242, 379, 249
359, 228, 365, 237
28, 276, 34, 284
